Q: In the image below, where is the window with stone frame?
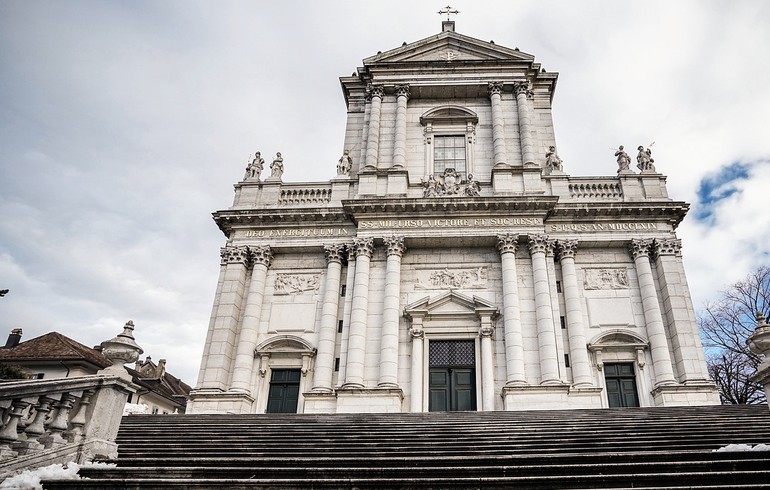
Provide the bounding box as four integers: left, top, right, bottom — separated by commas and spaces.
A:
433, 135, 467, 176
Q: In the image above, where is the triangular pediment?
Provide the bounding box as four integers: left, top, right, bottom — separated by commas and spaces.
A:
364, 31, 535, 65
404, 291, 498, 320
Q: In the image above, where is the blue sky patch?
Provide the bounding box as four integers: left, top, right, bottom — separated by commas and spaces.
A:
695, 162, 752, 223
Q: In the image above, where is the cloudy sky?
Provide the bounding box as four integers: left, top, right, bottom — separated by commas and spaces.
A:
1, 0, 769, 385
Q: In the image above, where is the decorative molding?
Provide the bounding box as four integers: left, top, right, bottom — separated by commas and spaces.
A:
415, 267, 488, 290
654, 238, 682, 257
409, 326, 424, 339
274, 274, 321, 295
323, 244, 346, 264
383, 236, 406, 257
583, 268, 629, 290
479, 325, 495, 338
527, 234, 550, 255
249, 245, 273, 268
629, 238, 653, 259
557, 239, 578, 260
496, 234, 519, 255
352, 237, 375, 259
220, 245, 250, 266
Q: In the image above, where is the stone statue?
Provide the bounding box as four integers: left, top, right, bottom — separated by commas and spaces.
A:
464, 173, 480, 197
337, 149, 352, 176
244, 151, 264, 180
614, 145, 631, 174
545, 146, 563, 172
270, 152, 284, 179
421, 175, 439, 197
636, 146, 655, 173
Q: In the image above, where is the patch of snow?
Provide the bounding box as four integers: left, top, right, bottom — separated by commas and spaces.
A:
123, 403, 149, 415
0, 462, 117, 489
714, 443, 770, 452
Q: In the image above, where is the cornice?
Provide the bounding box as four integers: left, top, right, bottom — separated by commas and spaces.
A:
546, 200, 690, 228
213, 207, 351, 235
342, 196, 559, 219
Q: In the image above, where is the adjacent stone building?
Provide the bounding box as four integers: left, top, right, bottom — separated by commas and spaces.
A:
188, 20, 719, 415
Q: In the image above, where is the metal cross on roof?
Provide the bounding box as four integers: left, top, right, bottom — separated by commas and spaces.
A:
438, 5, 459, 21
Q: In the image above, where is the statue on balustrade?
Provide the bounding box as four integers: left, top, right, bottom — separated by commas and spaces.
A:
269, 152, 284, 180
244, 151, 264, 181
636, 145, 656, 173
615, 145, 631, 174
337, 149, 352, 176
545, 146, 563, 173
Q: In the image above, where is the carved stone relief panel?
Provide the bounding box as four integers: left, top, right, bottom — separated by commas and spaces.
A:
415, 267, 488, 290
274, 273, 321, 295
583, 268, 629, 290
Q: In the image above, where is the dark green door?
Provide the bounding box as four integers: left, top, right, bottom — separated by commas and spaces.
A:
604, 363, 640, 408
266, 369, 301, 413
429, 340, 477, 412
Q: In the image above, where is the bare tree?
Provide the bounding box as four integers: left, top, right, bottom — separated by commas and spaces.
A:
698, 266, 770, 404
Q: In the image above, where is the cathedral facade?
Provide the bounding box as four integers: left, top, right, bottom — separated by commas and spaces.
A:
188, 21, 719, 414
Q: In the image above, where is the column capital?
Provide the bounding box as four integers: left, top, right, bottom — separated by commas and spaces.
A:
249, 245, 273, 268
352, 237, 375, 259
479, 325, 495, 339
383, 235, 406, 257
220, 245, 250, 266
323, 244, 347, 264
513, 81, 534, 98
366, 84, 385, 100
557, 239, 578, 261
629, 238, 653, 259
527, 233, 550, 255
409, 326, 424, 339
487, 81, 504, 97
496, 234, 519, 255
395, 84, 410, 99
654, 238, 682, 257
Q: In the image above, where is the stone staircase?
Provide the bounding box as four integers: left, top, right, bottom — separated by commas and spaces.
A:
44, 405, 770, 489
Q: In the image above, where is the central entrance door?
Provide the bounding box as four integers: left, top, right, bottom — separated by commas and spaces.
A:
429, 340, 477, 412
604, 363, 640, 408
266, 369, 301, 413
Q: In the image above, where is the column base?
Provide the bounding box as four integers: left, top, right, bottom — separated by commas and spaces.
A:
650, 383, 720, 407
303, 391, 337, 414
187, 389, 255, 414
503, 384, 603, 410
335, 387, 404, 413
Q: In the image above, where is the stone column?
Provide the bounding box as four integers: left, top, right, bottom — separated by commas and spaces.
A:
392, 85, 410, 168
379, 236, 406, 388
528, 234, 561, 384
488, 82, 508, 167
653, 238, 710, 383
343, 237, 375, 388
336, 247, 357, 386
198, 245, 250, 391
557, 240, 593, 387
311, 244, 346, 392
496, 234, 526, 386
480, 321, 496, 411
230, 246, 274, 392
364, 85, 385, 169
514, 82, 535, 166
630, 239, 676, 386
409, 322, 424, 412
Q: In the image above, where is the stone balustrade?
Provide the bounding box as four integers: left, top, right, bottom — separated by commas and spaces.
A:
279, 185, 332, 206
0, 375, 134, 476
567, 180, 623, 200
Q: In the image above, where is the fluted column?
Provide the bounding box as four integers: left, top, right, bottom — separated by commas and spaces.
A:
392, 85, 410, 168
630, 239, 676, 386
514, 82, 535, 166
528, 234, 560, 384
557, 240, 593, 387
653, 239, 710, 383
488, 82, 508, 167
409, 322, 424, 412
364, 85, 385, 169
198, 245, 250, 391
497, 234, 527, 385
230, 246, 274, 392
311, 244, 346, 392
379, 236, 406, 388
343, 237, 375, 388
480, 321, 496, 411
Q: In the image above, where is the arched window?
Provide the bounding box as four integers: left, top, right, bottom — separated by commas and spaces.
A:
420, 106, 478, 179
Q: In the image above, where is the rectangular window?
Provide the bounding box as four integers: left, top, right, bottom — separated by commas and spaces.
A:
560, 316, 566, 329
334, 358, 340, 372
564, 354, 570, 368
556, 281, 562, 293
434, 135, 466, 175
340, 285, 346, 297
338, 320, 343, 333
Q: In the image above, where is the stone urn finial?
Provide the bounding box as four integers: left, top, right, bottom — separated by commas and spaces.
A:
99, 320, 144, 378
748, 312, 770, 371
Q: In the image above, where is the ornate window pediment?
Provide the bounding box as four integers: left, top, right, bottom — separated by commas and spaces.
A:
404, 291, 498, 322
420, 106, 478, 126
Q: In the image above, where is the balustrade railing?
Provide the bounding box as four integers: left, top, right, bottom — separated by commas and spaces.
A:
568, 181, 623, 200
278, 186, 332, 206
0, 375, 134, 475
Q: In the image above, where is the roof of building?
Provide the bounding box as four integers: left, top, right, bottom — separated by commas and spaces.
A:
0, 331, 192, 408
